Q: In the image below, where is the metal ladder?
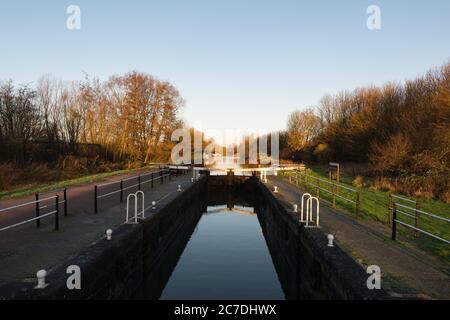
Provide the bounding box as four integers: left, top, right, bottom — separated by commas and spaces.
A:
126, 191, 145, 224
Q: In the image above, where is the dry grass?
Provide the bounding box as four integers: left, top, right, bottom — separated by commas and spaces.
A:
0, 156, 146, 193
371, 175, 450, 204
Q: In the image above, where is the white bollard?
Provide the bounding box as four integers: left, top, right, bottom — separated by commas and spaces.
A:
106, 229, 113, 241
177, 185, 182, 192
327, 234, 335, 247
35, 270, 48, 289
152, 201, 156, 209
274, 186, 278, 193
293, 204, 298, 213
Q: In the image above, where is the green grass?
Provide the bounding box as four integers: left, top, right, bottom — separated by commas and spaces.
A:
279, 167, 450, 263
0, 164, 160, 200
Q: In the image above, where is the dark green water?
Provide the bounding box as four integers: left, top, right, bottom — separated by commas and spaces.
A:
160, 205, 285, 300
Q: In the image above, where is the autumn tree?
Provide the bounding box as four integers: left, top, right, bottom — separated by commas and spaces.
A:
0, 71, 184, 165
287, 108, 321, 151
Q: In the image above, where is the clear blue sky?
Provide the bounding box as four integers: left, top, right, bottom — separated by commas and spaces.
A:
1, 0, 449, 136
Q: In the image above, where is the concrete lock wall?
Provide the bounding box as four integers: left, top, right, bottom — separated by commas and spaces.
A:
252, 177, 386, 300
0, 174, 386, 300
0, 177, 207, 300
206, 175, 386, 300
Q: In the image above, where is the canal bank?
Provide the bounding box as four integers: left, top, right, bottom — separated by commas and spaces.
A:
266, 176, 450, 299
0, 174, 387, 300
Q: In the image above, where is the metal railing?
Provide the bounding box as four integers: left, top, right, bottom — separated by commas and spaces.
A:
388, 194, 419, 231
283, 170, 360, 219
0, 195, 61, 232
278, 166, 450, 250
36, 188, 68, 222
94, 168, 171, 213
391, 197, 450, 244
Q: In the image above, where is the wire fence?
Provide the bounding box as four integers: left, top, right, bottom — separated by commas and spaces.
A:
279, 168, 450, 247
281, 169, 361, 219
391, 194, 450, 244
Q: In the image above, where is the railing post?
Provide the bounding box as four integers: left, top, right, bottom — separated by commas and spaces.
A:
332, 183, 336, 208
64, 188, 68, 217
94, 185, 98, 214
355, 189, 360, 219
414, 201, 420, 239
120, 180, 124, 202
35, 193, 40, 228
55, 195, 59, 231
316, 177, 320, 198
151, 172, 154, 188
387, 193, 392, 225
392, 203, 397, 241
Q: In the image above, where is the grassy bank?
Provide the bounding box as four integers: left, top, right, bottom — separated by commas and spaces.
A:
0, 164, 160, 200
280, 166, 450, 263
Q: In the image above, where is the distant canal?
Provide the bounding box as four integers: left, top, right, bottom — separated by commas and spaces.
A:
159, 205, 285, 300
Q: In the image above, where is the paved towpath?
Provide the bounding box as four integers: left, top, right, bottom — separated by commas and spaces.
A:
0, 171, 192, 285
0, 167, 164, 229
267, 176, 450, 299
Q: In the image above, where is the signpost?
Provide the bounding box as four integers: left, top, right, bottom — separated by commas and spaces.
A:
329, 162, 340, 184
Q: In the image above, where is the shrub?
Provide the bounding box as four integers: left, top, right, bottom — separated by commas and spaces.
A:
369, 134, 412, 176
0, 163, 20, 191
353, 176, 365, 188
313, 143, 334, 163
443, 190, 450, 204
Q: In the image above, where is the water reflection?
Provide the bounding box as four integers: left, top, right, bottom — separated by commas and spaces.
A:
159, 205, 285, 300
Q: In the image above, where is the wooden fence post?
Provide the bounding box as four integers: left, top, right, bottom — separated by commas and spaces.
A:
387, 193, 392, 225
392, 203, 397, 241
63, 188, 68, 217
355, 189, 360, 219
332, 183, 336, 208
414, 201, 420, 239
316, 177, 320, 199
